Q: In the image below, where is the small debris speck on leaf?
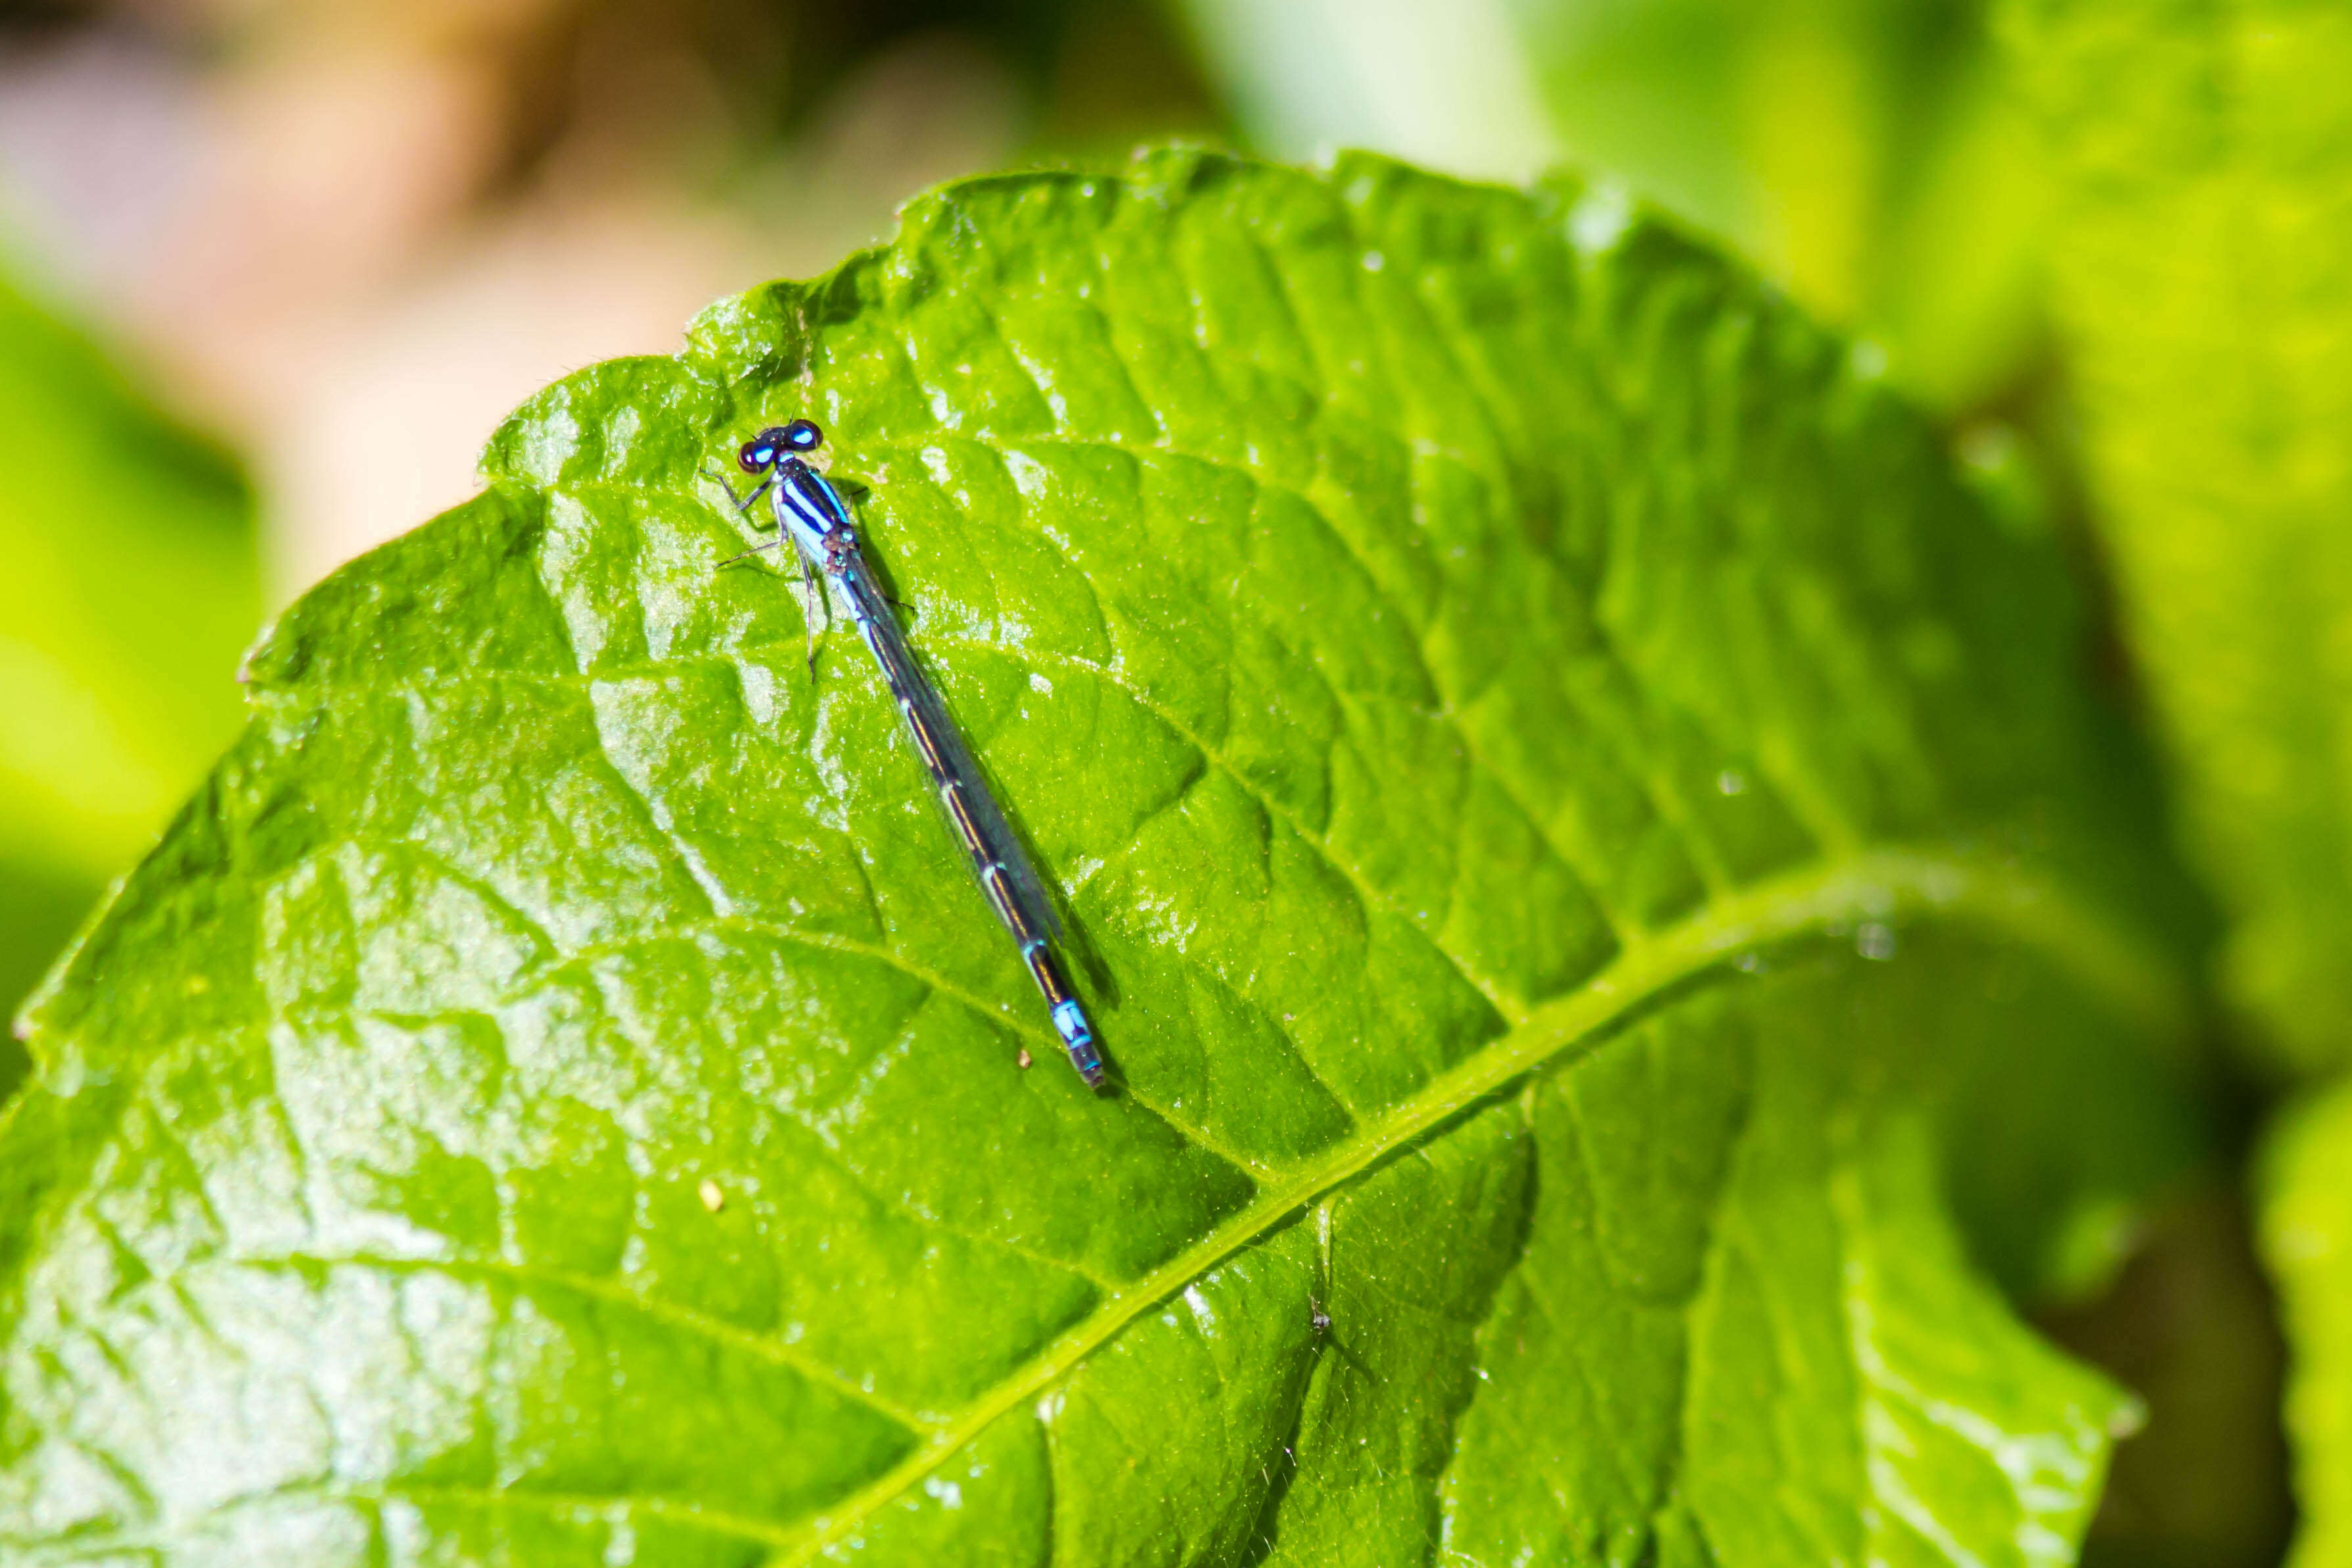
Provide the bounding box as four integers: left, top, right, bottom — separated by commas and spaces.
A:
698, 1179, 726, 1212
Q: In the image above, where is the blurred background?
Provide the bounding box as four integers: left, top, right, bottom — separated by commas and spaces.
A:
0, 1, 2289, 1563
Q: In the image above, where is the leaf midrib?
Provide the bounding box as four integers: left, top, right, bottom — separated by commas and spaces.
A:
772, 844, 2184, 1565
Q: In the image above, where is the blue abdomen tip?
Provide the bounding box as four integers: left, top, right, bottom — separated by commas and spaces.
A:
1051, 1000, 1105, 1086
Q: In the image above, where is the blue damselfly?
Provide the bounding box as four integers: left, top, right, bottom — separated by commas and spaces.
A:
712, 419, 1106, 1089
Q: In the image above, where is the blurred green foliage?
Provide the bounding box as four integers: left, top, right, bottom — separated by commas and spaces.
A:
1510, 0, 2047, 409
1996, 1, 2352, 1563
1174, 0, 2044, 410
0, 264, 259, 1048
2005, 0, 2352, 1080
2263, 1083, 2352, 1568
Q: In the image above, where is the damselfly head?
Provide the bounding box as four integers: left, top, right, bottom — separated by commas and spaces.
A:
737, 419, 824, 474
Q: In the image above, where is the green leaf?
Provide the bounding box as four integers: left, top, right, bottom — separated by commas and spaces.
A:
2000, 0, 2352, 1074
0, 264, 261, 1025
1501, 0, 2050, 407
2262, 1080, 2352, 1568
0, 150, 2196, 1565
1176, 0, 2051, 408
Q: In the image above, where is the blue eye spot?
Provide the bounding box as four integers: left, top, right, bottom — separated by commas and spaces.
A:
737, 431, 788, 474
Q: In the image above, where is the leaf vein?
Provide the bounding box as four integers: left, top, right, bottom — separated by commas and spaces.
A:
761, 847, 2179, 1564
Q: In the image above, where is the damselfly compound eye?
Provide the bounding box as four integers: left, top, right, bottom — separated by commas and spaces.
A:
738, 428, 788, 473
783, 418, 823, 452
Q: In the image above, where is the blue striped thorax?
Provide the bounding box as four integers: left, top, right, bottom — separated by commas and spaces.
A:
772, 461, 854, 562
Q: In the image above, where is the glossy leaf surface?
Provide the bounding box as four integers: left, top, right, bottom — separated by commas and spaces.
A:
0, 151, 2196, 1565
